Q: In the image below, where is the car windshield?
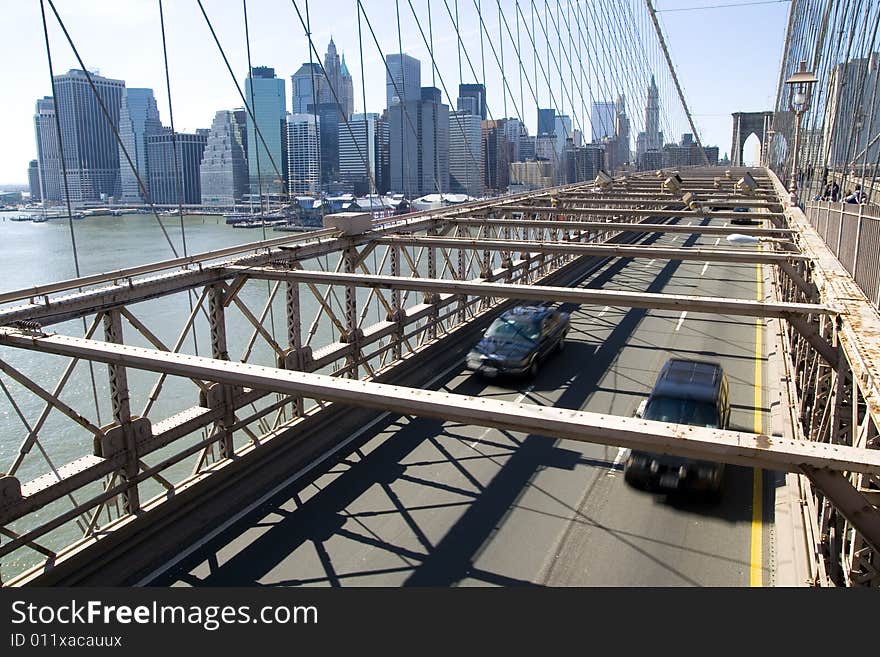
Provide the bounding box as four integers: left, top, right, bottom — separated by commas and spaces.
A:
485, 315, 540, 343
643, 396, 719, 428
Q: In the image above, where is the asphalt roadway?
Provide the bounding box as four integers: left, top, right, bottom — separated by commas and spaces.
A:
153, 218, 774, 587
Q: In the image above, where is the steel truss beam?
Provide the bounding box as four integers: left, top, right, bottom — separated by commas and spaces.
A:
376, 236, 807, 265
0, 329, 878, 477
447, 219, 793, 236
226, 268, 837, 319
471, 205, 784, 221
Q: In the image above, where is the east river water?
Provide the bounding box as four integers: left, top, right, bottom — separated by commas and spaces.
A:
0, 211, 344, 578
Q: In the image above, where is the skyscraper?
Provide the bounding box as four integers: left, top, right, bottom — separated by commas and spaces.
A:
33, 96, 61, 202
503, 118, 525, 163
322, 39, 354, 118
554, 114, 572, 156
483, 119, 510, 192
291, 63, 326, 114
614, 94, 630, 167
448, 110, 484, 197
386, 53, 421, 109
591, 100, 615, 142
118, 88, 163, 202
636, 76, 663, 170
309, 102, 343, 188
147, 131, 207, 204
537, 108, 555, 136
286, 113, 320, 195
200, 110, 248, 206
54, 69, 125, 201
645, 75, 661, 151
388, 85, 449, 197
458, 84, 487, 120
28, 160, 41, 202
339, 112, 380, 195
245, 66, 287, 196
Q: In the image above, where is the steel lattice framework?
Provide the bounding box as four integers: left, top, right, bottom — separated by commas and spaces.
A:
0, 168, 878, 586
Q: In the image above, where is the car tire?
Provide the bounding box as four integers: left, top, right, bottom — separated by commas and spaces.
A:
624, 468, 645, 490
528, 357, 539, 379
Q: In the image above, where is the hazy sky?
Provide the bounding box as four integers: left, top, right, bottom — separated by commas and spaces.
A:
1, 0, 789, 184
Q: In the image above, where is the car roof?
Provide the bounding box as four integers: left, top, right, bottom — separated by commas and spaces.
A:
501, 305, 554, 321
650, 358, 724, 403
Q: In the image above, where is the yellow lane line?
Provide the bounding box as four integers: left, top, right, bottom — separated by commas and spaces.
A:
750, 261, 764, 587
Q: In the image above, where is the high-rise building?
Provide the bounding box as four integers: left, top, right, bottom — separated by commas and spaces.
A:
386, 53, 421, 109
503, 118, 525, 162
232, 108, 248, 165
200, 110, 249, 206
309, 102, 343, 188
564, 142, 604, 183
537, 108, 555, 136
54, 69, 125, 201
591, 101, 615, 142
388, 85, 449, 197
375, 112, 390, 195
448, 110, 484, 197
457, 96, 479, 117
147, 131, 207, 204
636, 76, 663, 170
339, 112, 380, 195
483, 119, 510, 192
290, 63, 326, 115
613, 94, 630, 170
118, 88, 163, 202
33, 96, 61, 202
245, 66, 286, 195
518, 135, 536, 161
661, 133, 719, 168
458, 84, 487, 120
286, 113, 320, 195
645, 75, 661, 151
28, 160, 41, 202
510, 160, 554, 191
554, 114, 572, 156
322, 39, 354, 119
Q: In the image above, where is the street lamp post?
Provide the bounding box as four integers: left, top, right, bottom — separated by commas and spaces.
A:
784, 60, 818, 204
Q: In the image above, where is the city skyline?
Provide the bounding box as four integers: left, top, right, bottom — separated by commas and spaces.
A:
1, 1, 789, 184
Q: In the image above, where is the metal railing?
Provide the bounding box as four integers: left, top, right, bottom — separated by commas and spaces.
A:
805, 201, 880, 306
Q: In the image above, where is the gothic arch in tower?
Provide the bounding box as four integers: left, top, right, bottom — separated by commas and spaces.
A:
730, 112, 774, 166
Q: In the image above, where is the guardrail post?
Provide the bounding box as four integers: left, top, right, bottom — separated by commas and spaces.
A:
852, 203, 863, 281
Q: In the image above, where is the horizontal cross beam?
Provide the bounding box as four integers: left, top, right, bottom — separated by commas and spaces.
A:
226, 268, 838, 319
0, 328, 876, 476
447, 218, 792, 236
376, 236, 807, 264
475, 205, 784, 220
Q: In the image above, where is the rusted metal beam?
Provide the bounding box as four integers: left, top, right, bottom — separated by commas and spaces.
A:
377, 236, 807, 265
447, 218, 792, 236
226, 268, 837, 319
471, 205, 785, 220
1, 328, 878, 476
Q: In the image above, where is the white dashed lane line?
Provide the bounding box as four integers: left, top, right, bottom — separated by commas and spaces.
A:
675, 311, 688, 331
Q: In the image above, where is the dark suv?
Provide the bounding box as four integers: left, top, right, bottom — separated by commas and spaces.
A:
624, 358, 730, 498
